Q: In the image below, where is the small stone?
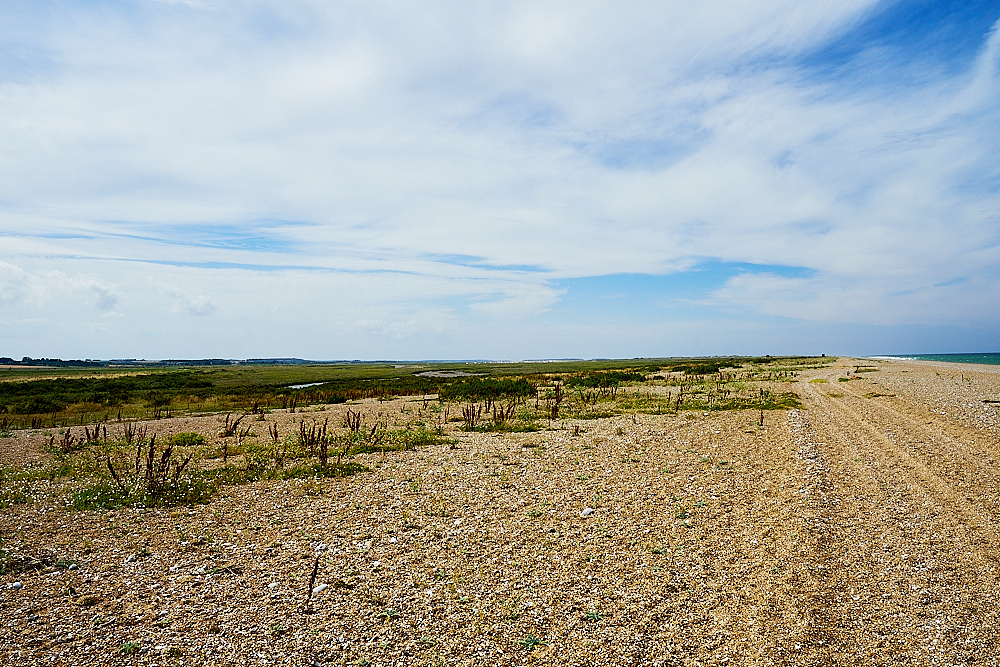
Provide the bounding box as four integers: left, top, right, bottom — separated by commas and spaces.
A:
453, 518, 463, 527
580, 508, 594, 518
8, 582, 23, 591
371, 561, 381, 569
195, 566, 206, 575
389, 537, 398, 543
126, 554, 137, 563
312, 584, 328, 594
68, 564, 79, 571
267, 582, 279, 589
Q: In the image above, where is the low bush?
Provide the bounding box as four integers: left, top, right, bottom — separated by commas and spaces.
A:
0, 477, 32, 508
167, 432, 205, 448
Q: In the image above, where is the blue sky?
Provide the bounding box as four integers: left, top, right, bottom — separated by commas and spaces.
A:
1, 0, 999, 360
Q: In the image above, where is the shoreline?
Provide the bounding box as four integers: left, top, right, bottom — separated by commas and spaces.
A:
862, 356, 1000, 375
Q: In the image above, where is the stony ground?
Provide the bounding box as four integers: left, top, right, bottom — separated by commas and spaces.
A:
2, 357, 1000, 666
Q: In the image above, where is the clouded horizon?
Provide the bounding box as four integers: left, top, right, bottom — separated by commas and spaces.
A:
2, 1, 999, 360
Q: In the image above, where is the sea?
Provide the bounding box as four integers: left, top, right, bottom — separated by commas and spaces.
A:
872, 353, 1000, 366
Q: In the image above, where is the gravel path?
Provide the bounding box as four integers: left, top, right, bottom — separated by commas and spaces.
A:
2, 358, 999, 666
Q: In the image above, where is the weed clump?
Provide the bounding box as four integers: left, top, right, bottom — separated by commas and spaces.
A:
0, 468, 33, 508
71, 433, 212, 510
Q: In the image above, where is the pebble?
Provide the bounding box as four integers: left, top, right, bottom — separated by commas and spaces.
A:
126, 554, 137, 563
7, 582, 23, 591
371, 561, 381, 569
268, 582, 280, 589
68, 564, 79, 571
312, 584, 328, 594
453, 518, 463, 527
581, 508, 595, 518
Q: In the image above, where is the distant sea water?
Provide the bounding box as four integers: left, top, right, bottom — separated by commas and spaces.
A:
873, 353, 1000, 366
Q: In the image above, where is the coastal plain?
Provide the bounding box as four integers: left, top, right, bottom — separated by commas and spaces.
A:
2, 357, 1000, 666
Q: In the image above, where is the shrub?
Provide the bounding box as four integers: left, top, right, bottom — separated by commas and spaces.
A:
566, 371, 645, 388
439, 378, 535, 402
167, 432, 206, 448
71, 435, 214, 509
70, 473, 216, 510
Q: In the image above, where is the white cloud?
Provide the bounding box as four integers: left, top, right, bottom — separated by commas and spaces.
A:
0, 262, 121, 312
0, 3, 997, 357
178, 294, 216, 317
467, 281, 564, 319
352, 319, 418, 342
157, 284, 217, 317
0, 262, 45, 306
71, 276, 121, 312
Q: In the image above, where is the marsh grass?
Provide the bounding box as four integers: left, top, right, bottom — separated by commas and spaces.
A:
3, 356, 818, 512
435, 358, 812, 432
1, 356, 820, 431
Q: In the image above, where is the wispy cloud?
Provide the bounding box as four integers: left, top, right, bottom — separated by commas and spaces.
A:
72, 276, 120, 312
1, 1, 998, 358
0, 262, 44, 307
162, 288, 216, 317
0, 261, 120, 312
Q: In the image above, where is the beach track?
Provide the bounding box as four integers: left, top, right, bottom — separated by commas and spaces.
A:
787, 363, 1000, 664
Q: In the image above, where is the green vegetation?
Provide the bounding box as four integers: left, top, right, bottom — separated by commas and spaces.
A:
0, 356, 821, 510
517, 634, 547, 651
117, 642, 140, 655
438, 377, 535, 402
0, 469, 33, 508
0, 365, 447, 430
433, 356, 811, 429
0, 408, 452, 510
0, 356, 820, 430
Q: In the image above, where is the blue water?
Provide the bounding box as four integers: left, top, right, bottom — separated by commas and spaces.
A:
874, 353, 1000, 366
288, 382, 325, 389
